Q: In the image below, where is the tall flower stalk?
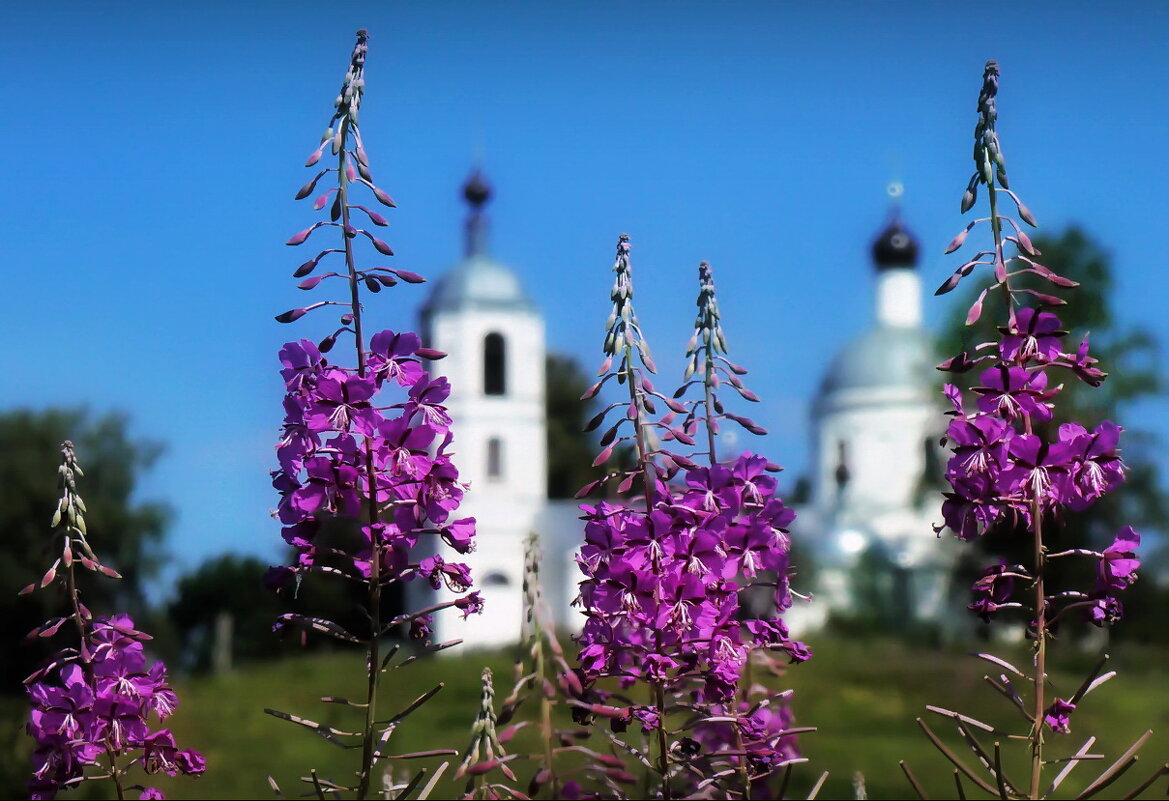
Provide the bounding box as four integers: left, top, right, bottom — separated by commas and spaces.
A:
21, 442, 204, 801
909, 60, 1162, 799
267, 30, 480, 799
573, 238, 814, 799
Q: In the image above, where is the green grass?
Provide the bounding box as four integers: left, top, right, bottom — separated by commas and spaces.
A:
4, 638, 1168, 799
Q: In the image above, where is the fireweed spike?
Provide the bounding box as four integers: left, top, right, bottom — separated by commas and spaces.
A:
573, 237, 810, 800
924, 60, 1150, 800
266, 30, 477, 800
22, 442, 205, 801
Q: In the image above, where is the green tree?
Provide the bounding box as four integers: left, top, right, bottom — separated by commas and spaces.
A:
939, 226, 1167, 637
1, 408, 170, 691
546, 354, 603, 498
168, 554, 289, 672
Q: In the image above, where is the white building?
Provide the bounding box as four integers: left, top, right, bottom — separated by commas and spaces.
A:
788, 202, 958, 635
418, 171, 580, 648
420, 173, 957, 646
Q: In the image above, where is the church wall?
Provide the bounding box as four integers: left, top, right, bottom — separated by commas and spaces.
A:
420, 306, 548, 648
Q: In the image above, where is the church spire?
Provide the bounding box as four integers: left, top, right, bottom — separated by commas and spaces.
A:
462, 169, 492, 257
871, 183, 922, 328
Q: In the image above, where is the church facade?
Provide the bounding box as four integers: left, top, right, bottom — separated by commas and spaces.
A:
417, 172, 550, 648
419, 172, 957, 648
788, 200, 959, 635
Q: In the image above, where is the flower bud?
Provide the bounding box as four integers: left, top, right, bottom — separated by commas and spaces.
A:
944, 224, 973, 254
1017, 201, 1037, 227
961, 186, 977, 213
286, 226, 319, 246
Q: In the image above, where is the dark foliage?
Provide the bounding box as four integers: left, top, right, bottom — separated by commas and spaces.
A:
2, 408, 169, 693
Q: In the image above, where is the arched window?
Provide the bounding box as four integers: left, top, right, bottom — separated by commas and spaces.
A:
483, 333, 506, 395
483, 572, 511, 587
833, 440, 851, 494
487, 437, 503, 480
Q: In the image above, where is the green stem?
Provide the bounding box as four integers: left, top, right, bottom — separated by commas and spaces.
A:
990, 181, 1045, 799
338, 119, 381, 801
1030, 493, 1047, 799
535, 631, 558, 798
106, 746, 125, 801
654, 681, 671, 801
622, 340, 655, 506
701, 345, 718, 467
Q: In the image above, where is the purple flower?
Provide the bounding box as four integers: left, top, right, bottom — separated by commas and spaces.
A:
1059, 421, 1126, 509
1044, 698, 1076, 734
974, 365, 1054, 422
1000, 308, 1064, 364
305, 371, 381, 435
1097, 526, 1140, 592
419, 555, 473, 592
26, 616, 204, 798
1084, 592, 1124, 627
998, 434, 1074, 507
439, 517, 476, 553
575, 454, 801, 705
368, 330, 424, 387
1070, 334, 1106, 386
140, 790, 165, 800
279, 339, 326, 391
454, 590, 485, 619
968, 562, 1018, 622
406, 374, 453, 429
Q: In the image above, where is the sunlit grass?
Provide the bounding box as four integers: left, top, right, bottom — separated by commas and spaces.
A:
4, 637, 1166, 799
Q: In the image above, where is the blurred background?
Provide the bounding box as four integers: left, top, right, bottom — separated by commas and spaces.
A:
2, 1, 1167, 798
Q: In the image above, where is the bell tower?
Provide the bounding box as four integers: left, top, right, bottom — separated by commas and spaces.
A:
418, 169, 547, 648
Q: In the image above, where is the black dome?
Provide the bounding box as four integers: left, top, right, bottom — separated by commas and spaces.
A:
871, 218, 919, 269
463, 170, 491, 208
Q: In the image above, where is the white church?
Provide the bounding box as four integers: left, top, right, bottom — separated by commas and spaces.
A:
419, 171, 959, 648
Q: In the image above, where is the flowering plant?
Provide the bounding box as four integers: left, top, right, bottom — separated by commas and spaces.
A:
264, 30, 480, 799
904, 60, 1164, 799
571, 237, 818, 799
21, 441, 204, 801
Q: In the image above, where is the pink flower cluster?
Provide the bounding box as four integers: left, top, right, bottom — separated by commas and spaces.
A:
266, 334, 481, 618
26, 615, 204, 800
941, 309, 1141, 632
22, 442, 203, 800
941, 310, 1125, 537
577, 454, 804, 703
569, 239, 807, 798
937, 61, 1142, 738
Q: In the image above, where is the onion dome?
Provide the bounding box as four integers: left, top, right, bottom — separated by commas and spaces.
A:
818, 326, 932, 397
463, 170, 491, 208
422, 169, 534, 316
871, 217, 919, 270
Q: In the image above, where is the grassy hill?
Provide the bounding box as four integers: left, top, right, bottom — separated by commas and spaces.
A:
4, 637, 1167, 799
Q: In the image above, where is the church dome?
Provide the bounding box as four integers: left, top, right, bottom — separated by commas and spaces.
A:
818, 325, 932, 397
423, 254, 535, 314
422, 168, 536, 315
871, 218, 919, 270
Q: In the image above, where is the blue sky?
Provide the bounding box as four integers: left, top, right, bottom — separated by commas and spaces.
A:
3, 1, 1167, 593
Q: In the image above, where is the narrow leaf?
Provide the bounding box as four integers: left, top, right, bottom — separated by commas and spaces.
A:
1076, 730, 1151, 799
